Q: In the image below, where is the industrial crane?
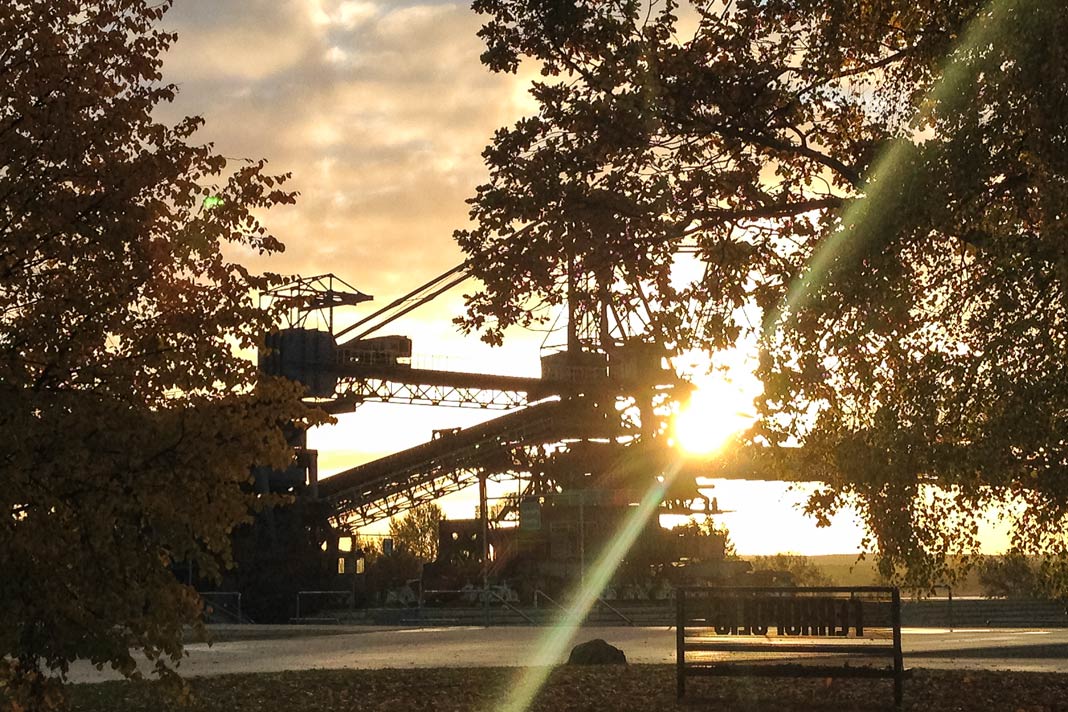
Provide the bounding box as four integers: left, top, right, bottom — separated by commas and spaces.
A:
249, 257, 740, 611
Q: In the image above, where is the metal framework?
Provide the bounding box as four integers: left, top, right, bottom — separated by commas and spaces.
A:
321, 401, 564, 527
262, 274, 372, 331
335, 377, 529, 409
332, 348, 545, 409
263, 267, 690, 525
328, 462, 533, 528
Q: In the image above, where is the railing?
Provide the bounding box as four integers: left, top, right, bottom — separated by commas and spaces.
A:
421, 588, 535, 625
487, 590, 536, 625
597, 597, 635, 626
533, 589, 633, 625
540, 364, 609, 384
336, 347, 541, 380
199, 591, 245, 624
293, 590, 349, 623
534, 589, 564, 611
337, 347, 613, 383
900, 597, 1068, 628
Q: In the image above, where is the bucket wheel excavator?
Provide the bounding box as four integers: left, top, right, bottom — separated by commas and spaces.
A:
245, 258, 739, 615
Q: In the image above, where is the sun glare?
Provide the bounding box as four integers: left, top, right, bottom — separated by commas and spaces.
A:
673, 378, 756, 456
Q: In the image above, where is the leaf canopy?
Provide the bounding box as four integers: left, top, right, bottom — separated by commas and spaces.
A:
458, 0, 1068, 590
0, 1, 313, 706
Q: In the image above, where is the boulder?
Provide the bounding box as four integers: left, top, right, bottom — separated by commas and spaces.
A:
567, 638, 627, 665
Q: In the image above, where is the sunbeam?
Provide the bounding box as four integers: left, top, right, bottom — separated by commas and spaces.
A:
492, 4, 1032, 710
494, 460, 683, 712
769, 0, 1028, 331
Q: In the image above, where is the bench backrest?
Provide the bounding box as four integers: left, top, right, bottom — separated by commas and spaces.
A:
676, 586, 905, 706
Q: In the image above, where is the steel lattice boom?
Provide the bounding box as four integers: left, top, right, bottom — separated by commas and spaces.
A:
319, 400, 569, 527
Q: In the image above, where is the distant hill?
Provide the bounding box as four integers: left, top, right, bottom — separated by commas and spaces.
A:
805, 554, 880, 586
747, 554, 986, 597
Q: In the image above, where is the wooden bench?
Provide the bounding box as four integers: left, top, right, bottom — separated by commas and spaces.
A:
677, 586, 907, 707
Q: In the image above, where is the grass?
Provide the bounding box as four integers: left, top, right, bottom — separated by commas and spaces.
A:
63, 665, 1068, 711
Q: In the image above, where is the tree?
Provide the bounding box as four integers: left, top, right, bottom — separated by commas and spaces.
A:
0, 1, 310, 708
389, 503, 444, 563
673, 517, 738, 560
750, 554, 835, 587
457, 0, 1068, 590
978, 553, 1045, 599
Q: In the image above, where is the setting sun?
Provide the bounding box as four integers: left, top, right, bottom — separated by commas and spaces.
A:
673, 378, 757, 456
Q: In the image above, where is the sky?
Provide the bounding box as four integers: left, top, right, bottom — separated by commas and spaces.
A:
153, 0, 1001, 557
158, 0, 549, 462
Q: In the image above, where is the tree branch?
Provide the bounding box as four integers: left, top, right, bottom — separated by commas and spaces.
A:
700, 120, 864, 187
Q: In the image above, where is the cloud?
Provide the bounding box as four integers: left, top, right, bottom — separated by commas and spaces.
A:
155, 1, 548, 479
158, 1, 532, 296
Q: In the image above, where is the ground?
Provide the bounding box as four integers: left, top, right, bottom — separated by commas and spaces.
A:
66, 665, 1068, 711
66, 625, 1068, 683
54, 624, 1068, 710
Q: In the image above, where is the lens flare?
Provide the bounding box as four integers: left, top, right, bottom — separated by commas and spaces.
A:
770, 0, 1023, 331
496, 461, 682, 712
493, 3, 1021, 711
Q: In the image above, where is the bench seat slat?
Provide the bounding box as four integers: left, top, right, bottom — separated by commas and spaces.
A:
686, 663, 908, 679
684, 641, 897, 655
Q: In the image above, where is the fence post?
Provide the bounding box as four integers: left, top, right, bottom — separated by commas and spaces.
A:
676, 589, 686, 699
892, 587, 904, 708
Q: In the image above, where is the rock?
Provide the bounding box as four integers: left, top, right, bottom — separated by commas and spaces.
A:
567, 638, 627, 665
